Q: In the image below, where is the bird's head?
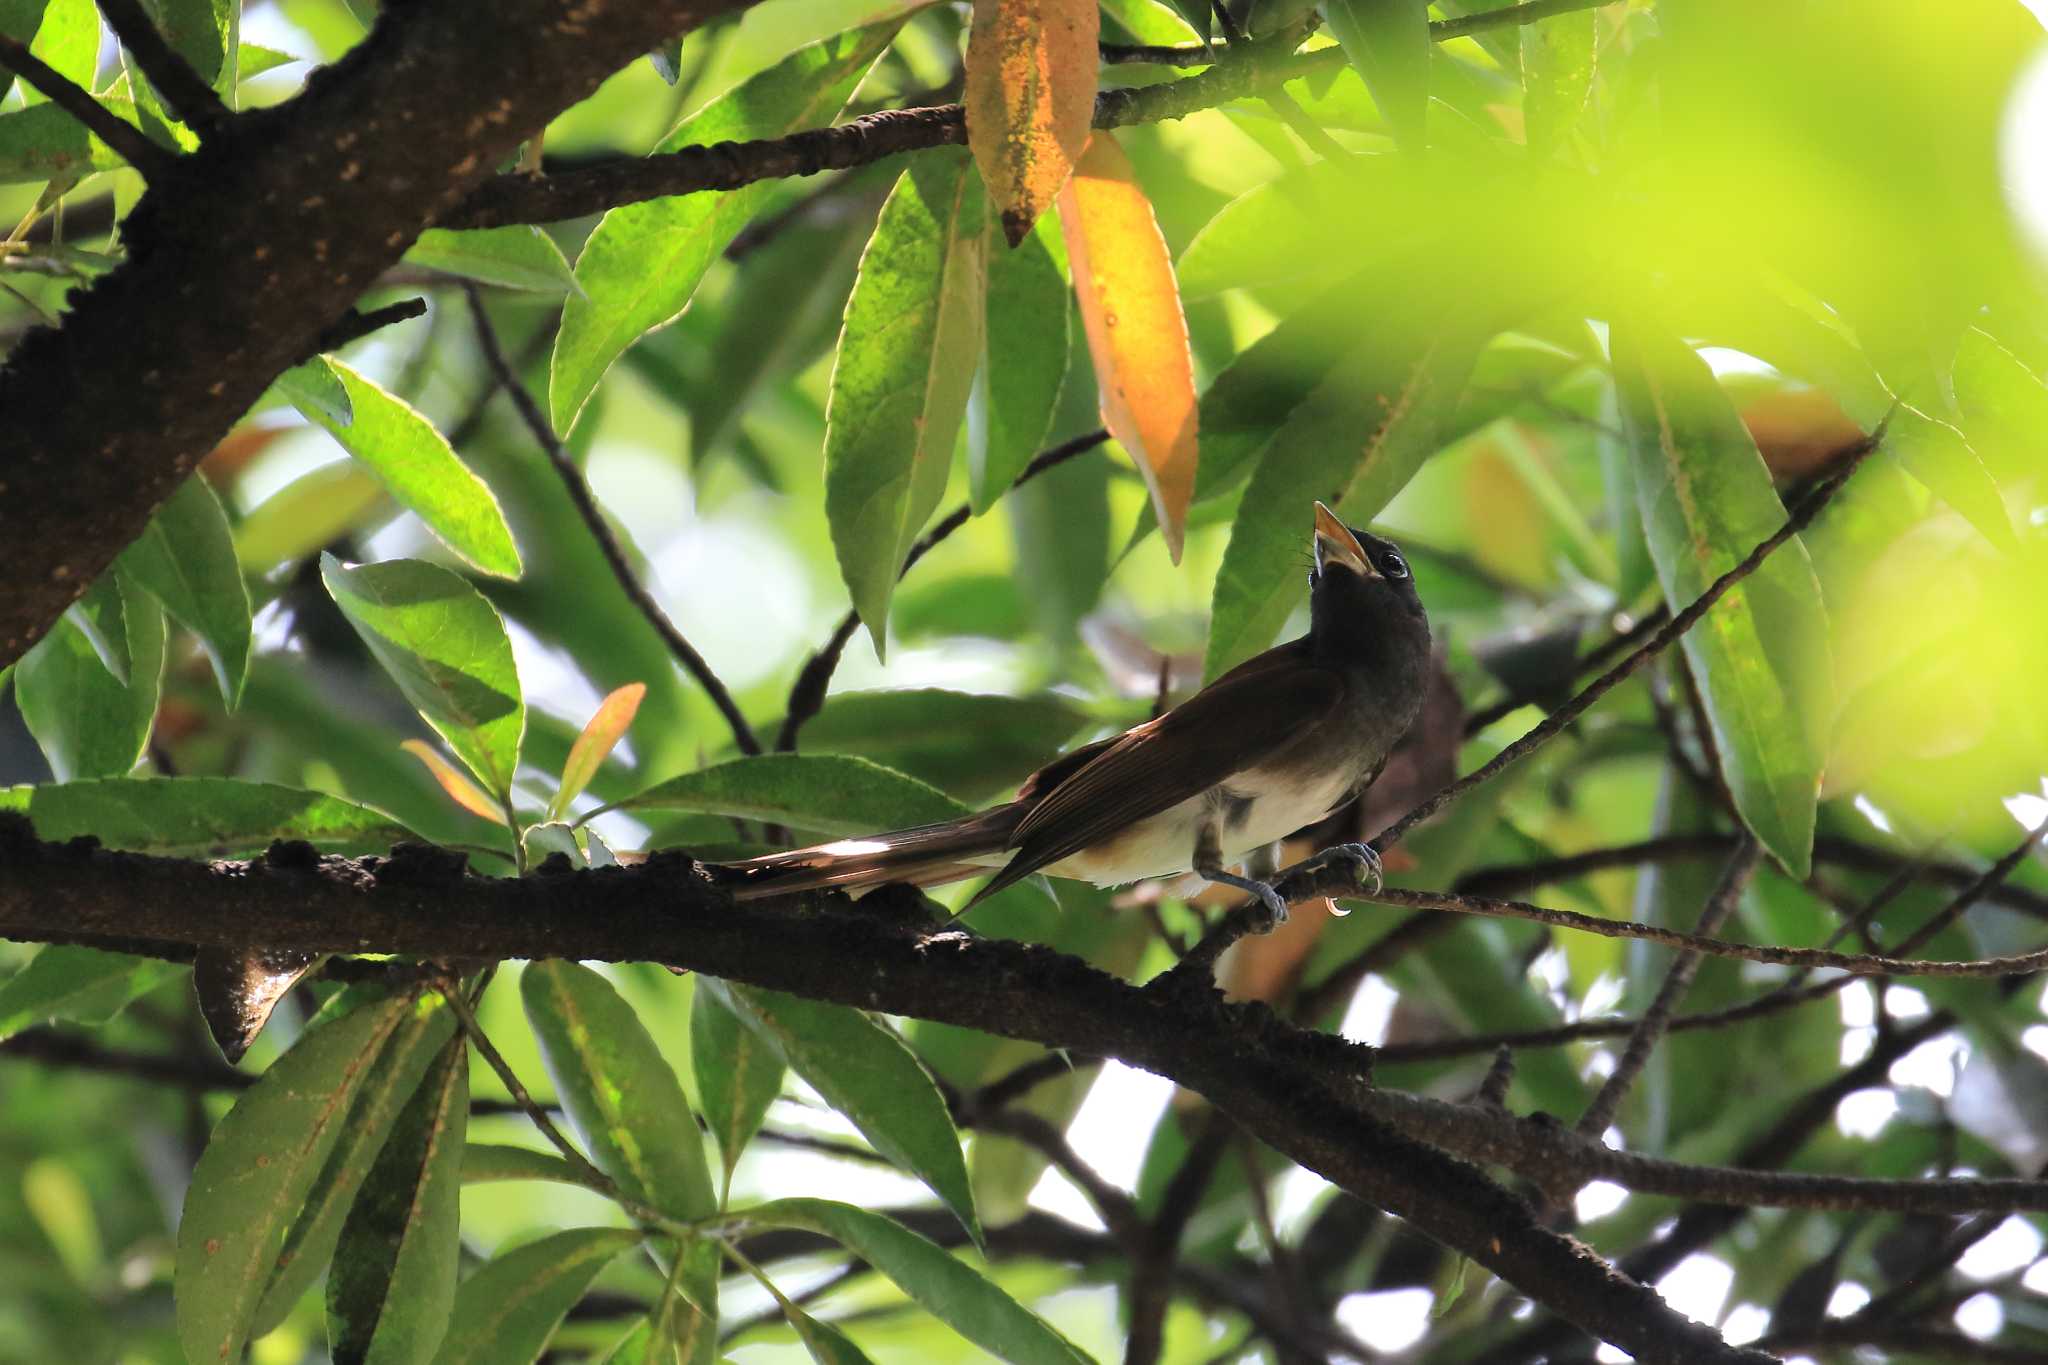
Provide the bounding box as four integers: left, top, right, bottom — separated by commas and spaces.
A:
1309, 501, 1428, 653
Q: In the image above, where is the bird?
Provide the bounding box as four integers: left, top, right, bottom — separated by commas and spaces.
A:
720, 503, 1433, 927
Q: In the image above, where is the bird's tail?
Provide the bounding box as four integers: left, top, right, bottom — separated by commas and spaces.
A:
713, 805, 1024, 901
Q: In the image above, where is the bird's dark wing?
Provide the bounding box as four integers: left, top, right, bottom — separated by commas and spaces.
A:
971, 644, 1344, 903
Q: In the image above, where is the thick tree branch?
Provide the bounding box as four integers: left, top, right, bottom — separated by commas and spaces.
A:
0, 0, 754, 668
0, 817, 1767, 1365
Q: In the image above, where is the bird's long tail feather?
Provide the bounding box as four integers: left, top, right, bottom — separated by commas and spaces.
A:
714, 806, 1024, 901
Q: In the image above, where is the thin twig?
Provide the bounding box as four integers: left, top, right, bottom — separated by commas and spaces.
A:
1573, 836, 1760, 1139
310, 296, 428, 357
1462, 605, 1670, 737
462, 284, 762, 755
1365, 883, 2048, 978
1373, 430, 1885, 855
775, 428, 1109, 752
96, 0, 234, 133
0, 33, 176, 179
1101, 0, 1619, 63
1891, 820, 2048, 957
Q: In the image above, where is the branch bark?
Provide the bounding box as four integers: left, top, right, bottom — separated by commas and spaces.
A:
0, 815, 1769, 1365
0, 0, 752, 668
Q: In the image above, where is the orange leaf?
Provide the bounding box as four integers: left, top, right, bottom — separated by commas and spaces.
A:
402, 739, 510, 826
1057, 132, 1199, 562
549, 682, 646, 822
966, 0, 1099, 246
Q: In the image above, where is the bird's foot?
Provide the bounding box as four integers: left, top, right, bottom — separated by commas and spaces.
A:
1296, 842, 1383, 896
1200, 867, 1291, 933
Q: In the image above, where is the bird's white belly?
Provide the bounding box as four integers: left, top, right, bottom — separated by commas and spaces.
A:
1034, 762, 1356, 888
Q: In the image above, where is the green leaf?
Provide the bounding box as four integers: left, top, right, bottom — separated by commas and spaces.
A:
236, 42, 296, 80
115, 473, 252, 706
752, 689, 1091, 803
1177, 159, 1405, 302
1520, 2, 1596, 154
428, 1227, 642, 1365
1320, 0, 1430, 152
139, 0, 234, 89
0, 777, 412, 856
742, 1260, 879, 1365
405, 226, 580, 293
1206, 326, 1479, 679
0, 98, 136, 182
0, 3, 52, 103
326, 1034, 468, 1365
690, 982, 783, 1193
0, 946, 181, 1042
1611, 319, 1831, 876
321, 555, 526, 802
825, 153, 988, 655
968, 216, 1068, 512
15, 572, 165, 780
741, 1200, 1089, 1365
273, 356, 353, 427
551, 16, 908, 435
548, 682, 645, 822
520, 961, 718, 1220
701, 981, 979, 1244
27, 0, 97, 101
460, 1143, 603, 1191
250, 992, 460, 1333
235, 462, 388, 571
294, 358, 522, 578
174, 990, 421, 1365
606, 754, 969, 834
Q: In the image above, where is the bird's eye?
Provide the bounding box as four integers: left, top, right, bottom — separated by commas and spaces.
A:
1379, 551, 1409, 579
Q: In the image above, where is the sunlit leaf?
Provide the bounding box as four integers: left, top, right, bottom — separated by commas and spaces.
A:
551, 17, 909, 435
235, 461, 389, 571
1058, 132, 1198, 561
521, 961, 718, 1221
1520, 2, 1596, 155
138, 0, 234, 89
402, 741, 510, 827
603, 753, 969, 834
964, 0, 1097, 245
1320, 0, 1429, 151
702, 981, 979, 1242
247, 990, 458, 1331
14, 572, 165, 781
548, 682, 646, 822
1612, 318, 1831, 876
691, 983, 784, 1192
116, 473, 251, 706
428, 1228, 642, 1365
824, 152, 988, 655
326, 1034, 468, 1365
405, 226, 579, 293
292, 358, 522, 579
0, 776, 412, 855
175, 990, 420, 1365
741, 1200, 1090, 1365
968, 216, 1069, 512
322, 555, 525, 801
0, 946, 181, 1042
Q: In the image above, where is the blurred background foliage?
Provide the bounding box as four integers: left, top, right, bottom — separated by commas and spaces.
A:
2, 0, 2048, 1361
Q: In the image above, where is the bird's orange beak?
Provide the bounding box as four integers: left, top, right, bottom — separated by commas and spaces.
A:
1313, 501, 1375, 578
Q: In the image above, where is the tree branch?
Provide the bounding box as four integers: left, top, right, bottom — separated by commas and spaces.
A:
462, 284, 762, 756
95, 0, 234, 134
0, 32, 177, 179
0, 0, 754, 669
0, 814, 1769, 1365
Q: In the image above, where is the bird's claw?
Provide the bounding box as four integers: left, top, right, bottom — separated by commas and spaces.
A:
1310, 842, 1382, 895
1247, 882, 1290, 934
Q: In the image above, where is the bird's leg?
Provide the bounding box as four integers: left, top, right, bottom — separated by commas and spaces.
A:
1192, 822, 1289, 931
1282, 841, 1383, 898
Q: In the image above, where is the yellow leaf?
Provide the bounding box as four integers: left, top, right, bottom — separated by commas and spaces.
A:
401, 740, 509, 826
966, 0, 1099, 246
549, 682, 646, 822
1057, 132, 1199, 562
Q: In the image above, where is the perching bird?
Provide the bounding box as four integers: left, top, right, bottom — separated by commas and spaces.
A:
722, 503, 1432, 925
